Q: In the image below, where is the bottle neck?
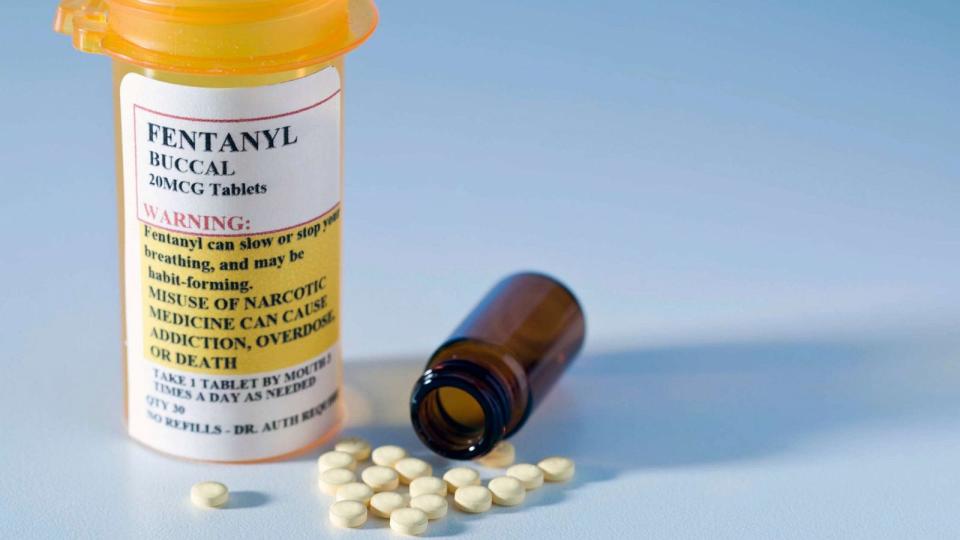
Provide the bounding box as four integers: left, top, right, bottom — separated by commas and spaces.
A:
409, 358, 516, 460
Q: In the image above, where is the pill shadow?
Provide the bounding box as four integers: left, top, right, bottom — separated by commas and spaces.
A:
493, 484, 566, 514
226, 490, 270, 509
356, 515, 465, 536
355, 517, 390, 531
422, 517, 466, 537
487, 467, 602, 516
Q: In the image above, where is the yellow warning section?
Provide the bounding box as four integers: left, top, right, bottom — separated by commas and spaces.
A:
140, 207, 340, 375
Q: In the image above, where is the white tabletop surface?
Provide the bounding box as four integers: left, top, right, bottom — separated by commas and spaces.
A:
4, 328, 960, 539
2, 1, 959, 538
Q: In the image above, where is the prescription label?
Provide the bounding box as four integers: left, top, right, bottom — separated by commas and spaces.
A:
120, 69, 343, 461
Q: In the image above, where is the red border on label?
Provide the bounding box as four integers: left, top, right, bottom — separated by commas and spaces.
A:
132, 88, 341, 238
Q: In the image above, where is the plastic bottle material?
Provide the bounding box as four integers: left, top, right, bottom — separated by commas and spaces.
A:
55, 0, 378, 462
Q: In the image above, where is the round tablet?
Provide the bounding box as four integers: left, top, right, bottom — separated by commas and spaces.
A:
394, 457, 432, 484
336, 482, 374, 505
318, 467, 356, 495
408, 476, 447, 498
317, 450, 356, 473
190, 481, 229, 508
410, 494, 448, 520
538, 456, 575, 482
335, 437, 372, 462
361, 465, 400, 492
371, 445, 407, 467
453, 485, 492, 513
442, 467, 481, 491
488, 476, 525, 506
506, 463, 544, 490
329, 500, 367, 528
474, 441, 515, 468
390, 507, 429, 536
369, 491, 407, 518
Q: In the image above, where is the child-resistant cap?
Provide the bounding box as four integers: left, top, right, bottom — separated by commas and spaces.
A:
54, 0, 378, 74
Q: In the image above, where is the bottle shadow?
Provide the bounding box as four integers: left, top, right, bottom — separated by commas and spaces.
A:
306, 335, 960, 482
512, 336, 960, 475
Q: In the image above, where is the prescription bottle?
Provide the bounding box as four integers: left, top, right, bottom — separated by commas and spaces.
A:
54, 0, 377, 462
410, 273, 586, 459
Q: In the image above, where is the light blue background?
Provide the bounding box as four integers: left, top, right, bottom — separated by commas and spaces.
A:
1, 1, 959, 538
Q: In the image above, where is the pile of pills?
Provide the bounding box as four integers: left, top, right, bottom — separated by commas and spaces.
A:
187, 437, 576, 536
316, 438, 575, 535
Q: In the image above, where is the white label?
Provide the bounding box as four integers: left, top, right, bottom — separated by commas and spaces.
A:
120, 69, 344, 461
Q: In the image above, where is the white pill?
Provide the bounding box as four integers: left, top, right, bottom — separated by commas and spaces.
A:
369, 491, 408, 518
394, 457, 433, 484
488, 476, 525, 506
317, 450, 356, 472
336, 482, 374, 505
318, 467, 356, 495
442, 467, 481, 491
329, 499, 367, 528
361, 465, 400, 492
335, 436, 372, 461
538, 456, 575, 482
506, 463, 544, 490
371, 445, 407, 467
453, 485, 492, 513
410, 493, 447, 520
190, 481, 229, 508
408, 476, 447, 498
390, 507, 429, 536
410, 494, 448, 520
474, 441, 516, 468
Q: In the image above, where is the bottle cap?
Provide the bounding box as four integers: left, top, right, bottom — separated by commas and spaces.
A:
54, 0, 378, 74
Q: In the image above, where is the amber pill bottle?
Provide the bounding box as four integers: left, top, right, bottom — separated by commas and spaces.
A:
410, 273, 586, 459
55, 0, 378, 462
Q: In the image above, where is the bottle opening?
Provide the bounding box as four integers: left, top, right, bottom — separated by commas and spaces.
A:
437, 387, 486, 433
414, 385, 490, 457
410, 363, 511, 460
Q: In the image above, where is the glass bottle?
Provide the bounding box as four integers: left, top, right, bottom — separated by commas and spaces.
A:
410, 272, 586, 459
